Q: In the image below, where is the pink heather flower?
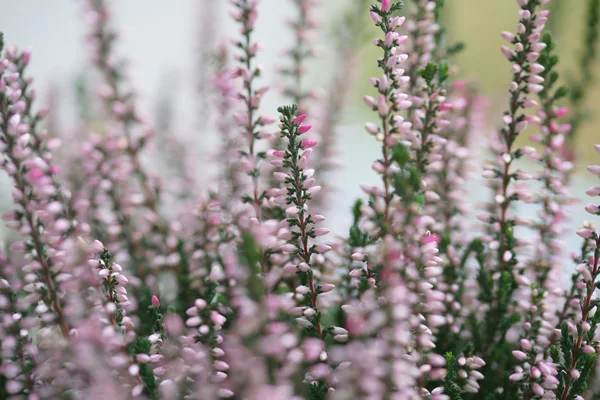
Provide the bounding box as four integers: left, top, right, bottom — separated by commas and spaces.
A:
501, 31, 515, 42
585, 204, 600, 214
577, 228, 594, 239
377, 94, 389, 117
528, 84, 544, 93
313, 214, 326, 223
588, 165, 600, 176
382, 0, 391, 11
583, 345, 596, 355
316, 244, 332, 253
294, 114, 307, 124
302, 140, 317, 149
314, 228, 330, 236
152, 295, 160, 308
370, 11, 382, 24
365, 122, 380, 135
586, 186, 600, 196
91, 240, 105, 253
422, 233, 441, 244
136, 354, 151, 364
555, 106, 569, 118
510, 372, 525, 382
298, 125, 312, 134
320, 284, 335, 293
211, 311, 227, 326
501, 46, 516, 60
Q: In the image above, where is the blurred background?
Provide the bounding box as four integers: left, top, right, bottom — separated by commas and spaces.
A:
0, 0, 598, 251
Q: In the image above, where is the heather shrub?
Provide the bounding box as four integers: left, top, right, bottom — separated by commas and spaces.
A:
1, 0, 600, 399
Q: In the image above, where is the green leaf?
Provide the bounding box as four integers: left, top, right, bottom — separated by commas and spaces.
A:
352, 199, 363, 226
553, 86, 569, 100
392, 144, 410, 166
240, 232, 264, 300
443, 352, 463, 400
419, 63, 438, 84
448, 41, 466, 56
409, 167, 421, 192
308, 383, 327, 400
438, 61, 450, 84
550, 345, 560, 363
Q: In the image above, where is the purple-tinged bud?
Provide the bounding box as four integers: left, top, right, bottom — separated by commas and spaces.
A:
211, 311, 227, 326
577, 228, 594, 239
314, 228, 330, 236
528, 84, 544, 93
320, 284, 335, 293
509, 373, 525, 382
302, 140, 317, 149
520, 339, 532, 351
91, 240, 104, 253
501, 32, 515, 42
313, 214, 326, 223
514, 121, 528, 133
333, 334, 348, 343
576, 264, 592, 282
298, 263, 310, 272
583, 345, 596, 355
530, 63, 545, 74
585, 204, 600, 215
588, 165, 600, 176
364, 95, 377, 108
136, 354, 151, 363
316, 244, 332, 253
365, 122, 380, 135
281, 244, 296, 254
378, 94, 389, 117
370, 11, 382, 24
273, 172, 289, 182
298, 125, 312, 134
500, 46, 516, 60
294, 114, 307, 124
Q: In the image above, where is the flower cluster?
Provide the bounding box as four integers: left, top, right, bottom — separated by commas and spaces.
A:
2, 0, 600, 399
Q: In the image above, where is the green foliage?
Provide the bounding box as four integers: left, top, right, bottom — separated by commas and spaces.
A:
0, 32, 4, 54
419, 63, 438, 84
447, 41, 465, 56
351, 199, 363, 226
392, 166, 421, 201
308, 383, 327, 400
348, 199, 375, 248
392, 144, 410, 166
240, 232, 264, 300
437, 61, 450, 84
130, 339, 157, 399
442, 353, 463, 400
148, 303, 167, 341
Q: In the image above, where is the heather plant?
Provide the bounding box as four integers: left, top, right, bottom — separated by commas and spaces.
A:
2, 0, 600, 399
